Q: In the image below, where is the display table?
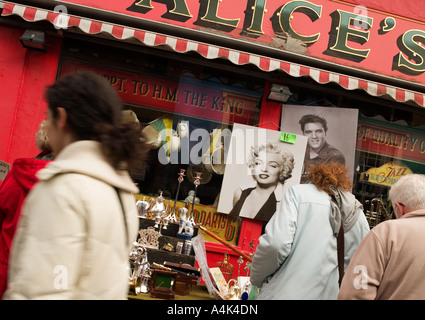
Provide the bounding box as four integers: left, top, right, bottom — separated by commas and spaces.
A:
128, 284, 215, 300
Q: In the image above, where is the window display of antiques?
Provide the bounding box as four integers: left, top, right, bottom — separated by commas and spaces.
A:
129, 169, 201, 298
191, 233, 257, 300
129, 168, 255, 300
149, 269, 177, 299
214, 252, 233, 282
136, 170, 199, 260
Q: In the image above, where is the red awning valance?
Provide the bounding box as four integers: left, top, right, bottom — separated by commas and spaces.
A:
2, 1, 424, 108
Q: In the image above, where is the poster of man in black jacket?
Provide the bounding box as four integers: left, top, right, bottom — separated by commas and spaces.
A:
281, 105, 358, 184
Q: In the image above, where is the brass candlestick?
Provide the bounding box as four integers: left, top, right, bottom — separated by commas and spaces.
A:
167, 169, 185, 223
189, 171, 202, 224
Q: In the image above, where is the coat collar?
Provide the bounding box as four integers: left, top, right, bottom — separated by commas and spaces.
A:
401, 208, 425, 219
37, 141, 139, 194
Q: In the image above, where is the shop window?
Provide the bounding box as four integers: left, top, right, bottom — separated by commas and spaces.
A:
59, 37, 265, 249
353, 114, 425, 226
279, 77, 425, 228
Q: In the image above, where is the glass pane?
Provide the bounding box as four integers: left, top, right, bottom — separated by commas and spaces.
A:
353, 115, 425, 227
58, 39, 264, 245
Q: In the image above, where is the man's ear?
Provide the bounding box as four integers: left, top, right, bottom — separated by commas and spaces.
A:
56, 107, 68, 130
394, 202, 405, 218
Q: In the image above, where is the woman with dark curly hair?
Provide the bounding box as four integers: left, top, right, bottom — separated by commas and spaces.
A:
250, 162, 370, 300
4, 71, 148, 300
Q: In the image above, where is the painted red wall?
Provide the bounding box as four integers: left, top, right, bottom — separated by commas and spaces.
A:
0, 24, 62, 178
343, 0, 425, 22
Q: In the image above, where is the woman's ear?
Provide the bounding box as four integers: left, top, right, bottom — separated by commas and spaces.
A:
56, 107, 68, 131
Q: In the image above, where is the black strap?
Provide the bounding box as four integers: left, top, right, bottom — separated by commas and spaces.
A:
114, 187, 129, 247
331, 196, 345, 287
337, 224, 344, 287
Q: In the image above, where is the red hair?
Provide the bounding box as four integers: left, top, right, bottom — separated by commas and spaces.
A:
307, 162, 352, 194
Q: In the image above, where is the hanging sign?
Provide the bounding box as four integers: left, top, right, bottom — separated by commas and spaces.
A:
361, 162, 413, 187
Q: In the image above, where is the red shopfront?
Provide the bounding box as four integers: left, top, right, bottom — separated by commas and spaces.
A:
1, 0, 425, 286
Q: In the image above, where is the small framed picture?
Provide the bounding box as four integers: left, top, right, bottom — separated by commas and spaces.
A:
209, 267, 229, 296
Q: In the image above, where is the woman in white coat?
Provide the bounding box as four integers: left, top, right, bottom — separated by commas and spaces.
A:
4, 71, 147, 300
250, 162, 370, 300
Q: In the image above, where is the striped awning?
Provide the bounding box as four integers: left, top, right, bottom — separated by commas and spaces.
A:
2, 1, 424, 108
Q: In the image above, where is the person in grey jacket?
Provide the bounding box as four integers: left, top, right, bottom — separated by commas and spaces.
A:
4, 71, 147, 299
250, 162, 370, 300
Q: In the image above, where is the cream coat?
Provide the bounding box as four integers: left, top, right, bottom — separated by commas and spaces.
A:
4, 141, 139, 300
338, 208, 425, 300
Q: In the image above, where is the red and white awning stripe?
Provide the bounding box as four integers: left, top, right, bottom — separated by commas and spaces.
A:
2, 1, 424, 108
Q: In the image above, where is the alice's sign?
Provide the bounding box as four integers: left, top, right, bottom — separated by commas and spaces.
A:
58, 0, 425, 86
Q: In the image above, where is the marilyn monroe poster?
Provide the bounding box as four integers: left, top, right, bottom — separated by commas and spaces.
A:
217, 123, 307, 222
